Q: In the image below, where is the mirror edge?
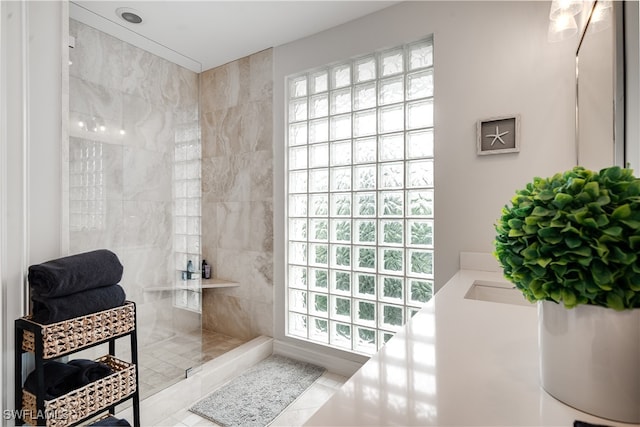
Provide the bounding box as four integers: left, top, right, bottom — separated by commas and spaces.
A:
575, 0, 626, 168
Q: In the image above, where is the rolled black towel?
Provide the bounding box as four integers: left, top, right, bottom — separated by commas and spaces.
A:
89, 416, 131, 426
574, 422, 613, 427
28, 249, 124, 298
24, 361, 81, 400
67, 359, 113, 385
31, 284, 126, 324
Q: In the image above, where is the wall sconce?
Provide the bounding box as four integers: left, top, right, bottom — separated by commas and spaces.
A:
548, 12, 578, 42
549, 0, 583, 20
588, 1, 612, 33
547, 0, 584, 42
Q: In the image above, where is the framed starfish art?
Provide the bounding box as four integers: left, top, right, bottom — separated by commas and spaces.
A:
476, 115, 520, 155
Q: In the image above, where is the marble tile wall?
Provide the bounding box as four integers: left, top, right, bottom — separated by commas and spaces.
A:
67, 20, 200, 345
200, 49, 274, 340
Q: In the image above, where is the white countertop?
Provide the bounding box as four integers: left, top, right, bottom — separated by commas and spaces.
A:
306, 269, 640, 426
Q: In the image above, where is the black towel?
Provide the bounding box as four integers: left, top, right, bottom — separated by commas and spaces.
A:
24, 359, 115, 400
23, 361, 81, 400
574, 422, 613, 427
31, 284, 126, 324
89, 416, 131, 426
28, 249, 124, 298
67, 359, 113, 383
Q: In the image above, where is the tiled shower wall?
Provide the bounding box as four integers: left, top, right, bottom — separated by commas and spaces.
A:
68, 20, 200, 343
200, 49, 275, 340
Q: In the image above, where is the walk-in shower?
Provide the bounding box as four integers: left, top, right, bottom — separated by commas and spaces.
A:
65, 18, 244, 399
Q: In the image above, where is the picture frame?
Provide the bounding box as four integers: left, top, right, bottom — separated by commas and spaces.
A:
476, 115, 520, 155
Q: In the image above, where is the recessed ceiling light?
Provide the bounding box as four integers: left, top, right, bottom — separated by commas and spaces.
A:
116, 7, 143, 24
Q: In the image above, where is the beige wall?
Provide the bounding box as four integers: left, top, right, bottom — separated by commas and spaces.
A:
200, 49, 274, 340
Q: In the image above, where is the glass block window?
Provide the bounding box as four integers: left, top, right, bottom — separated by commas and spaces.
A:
69, 139, 105, 231
286, 37, 435, 355
173, 127, 202, 313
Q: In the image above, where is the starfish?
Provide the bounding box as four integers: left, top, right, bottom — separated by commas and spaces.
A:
485, 126, 509, 146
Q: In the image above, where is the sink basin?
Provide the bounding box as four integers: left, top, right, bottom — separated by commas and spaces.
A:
464, 280, 534, 307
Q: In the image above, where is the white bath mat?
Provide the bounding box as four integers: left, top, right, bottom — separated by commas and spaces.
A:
189, 354, 325, 427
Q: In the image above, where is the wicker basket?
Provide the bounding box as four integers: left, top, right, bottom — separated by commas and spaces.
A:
21, 355, 136, 427
21, 302, 135, 359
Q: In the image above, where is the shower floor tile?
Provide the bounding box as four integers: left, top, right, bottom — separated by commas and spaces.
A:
137, 329, 245, 399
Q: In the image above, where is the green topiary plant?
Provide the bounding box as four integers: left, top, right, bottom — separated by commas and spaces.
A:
494, 166, 640, 310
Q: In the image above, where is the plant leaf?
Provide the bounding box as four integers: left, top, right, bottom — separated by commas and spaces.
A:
583, 181, 600, 199
552, 193, 573, 209
612, 204, 631, 219
606, 292, 625, 310
564, 236, 582, 249
532, 206, 554, 217
592, 260, 613, 289
630, 236, 640, 250
602, 226, 623, 237
562, 289, 577, 307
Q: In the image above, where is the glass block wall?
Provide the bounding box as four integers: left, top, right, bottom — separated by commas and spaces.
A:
174, 134, 202, 312
286, 37, 435, 355
69, 139, 105, 232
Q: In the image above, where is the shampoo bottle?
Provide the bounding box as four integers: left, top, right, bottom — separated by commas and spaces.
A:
202, 259, 211, 279
186, 260, 194, 279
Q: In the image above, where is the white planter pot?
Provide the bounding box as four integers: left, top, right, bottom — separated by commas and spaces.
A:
539, 300, 640, 423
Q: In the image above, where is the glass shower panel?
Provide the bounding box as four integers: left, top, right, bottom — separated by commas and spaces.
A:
67, 18, 204, 400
